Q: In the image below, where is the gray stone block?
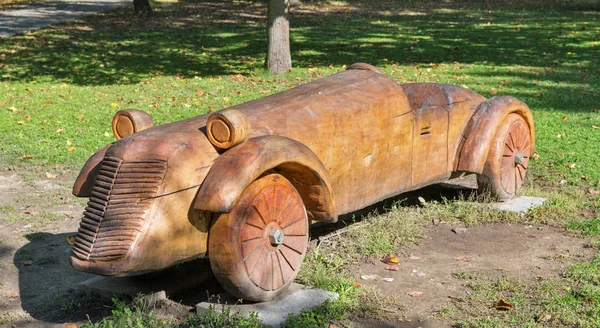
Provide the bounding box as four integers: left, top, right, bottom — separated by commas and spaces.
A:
493, 196, 547, 213
195, 283, 338, 327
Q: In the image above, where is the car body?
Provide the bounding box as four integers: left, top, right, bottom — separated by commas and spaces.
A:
70, 63, 534, 301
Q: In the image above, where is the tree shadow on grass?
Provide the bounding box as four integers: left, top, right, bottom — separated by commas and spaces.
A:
0, 0, 597, 89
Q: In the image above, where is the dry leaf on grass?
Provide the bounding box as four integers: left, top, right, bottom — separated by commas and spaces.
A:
407, 291, 424, 297
536, 312, 551, 322
45, 172, 58, 179
7, 291, 19, 298
493, 299, 514, 311
455, 256, 471, 261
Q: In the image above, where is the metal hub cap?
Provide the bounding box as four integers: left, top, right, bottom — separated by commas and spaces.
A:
515, 152, 524, 165
269, 229, 285, 246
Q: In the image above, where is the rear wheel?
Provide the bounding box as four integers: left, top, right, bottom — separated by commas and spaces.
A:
477, 113, 531, 201
208, 173, 309, 301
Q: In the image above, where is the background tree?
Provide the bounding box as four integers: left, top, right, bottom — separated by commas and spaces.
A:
133, 0, 152, 16
266, 0, 292, 75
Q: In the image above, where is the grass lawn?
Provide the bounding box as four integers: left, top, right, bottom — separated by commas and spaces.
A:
1, 0, 599, 326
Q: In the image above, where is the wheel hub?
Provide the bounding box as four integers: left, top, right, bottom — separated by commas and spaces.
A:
515, 152, 524, 165
269, 229, 285, 246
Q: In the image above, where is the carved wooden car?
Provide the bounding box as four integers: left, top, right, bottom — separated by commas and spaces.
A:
70, 63, 534, 301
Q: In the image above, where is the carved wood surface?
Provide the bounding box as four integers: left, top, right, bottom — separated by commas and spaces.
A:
70, 63, 535, 294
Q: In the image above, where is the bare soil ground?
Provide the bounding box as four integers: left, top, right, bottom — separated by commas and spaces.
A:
0, 170, 594, 327
351, 223, 593, 327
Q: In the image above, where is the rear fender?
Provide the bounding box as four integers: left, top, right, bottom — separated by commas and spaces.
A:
455, 96, 535, 173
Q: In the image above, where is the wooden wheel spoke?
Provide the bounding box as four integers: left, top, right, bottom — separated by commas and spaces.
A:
507, 132, 516, 151
241, 224, 264, 242
244, 245, 267, 276
278, 246, 299, 271
242, 237, 263, 259
282, 235, 307, 254
252, 198, 269, 226
275, 193, 293, 224
282, 218, 307, 236
246, 205, 266, 229
271, 252, 284, 290
252, 251, 273, 291
277, 250, 295, 282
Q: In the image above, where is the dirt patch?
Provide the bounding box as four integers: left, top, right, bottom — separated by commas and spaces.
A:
351, 223, 593, 327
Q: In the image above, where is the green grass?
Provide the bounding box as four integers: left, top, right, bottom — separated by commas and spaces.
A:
0, 0, 598, 187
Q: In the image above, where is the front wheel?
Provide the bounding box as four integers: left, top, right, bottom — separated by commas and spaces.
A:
477, 113, 531, 201
208, 173, 309, 302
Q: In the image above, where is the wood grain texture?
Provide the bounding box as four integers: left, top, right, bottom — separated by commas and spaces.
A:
477, 113, 531, 200
209, 174, 308, 301
71, 63, 535, 294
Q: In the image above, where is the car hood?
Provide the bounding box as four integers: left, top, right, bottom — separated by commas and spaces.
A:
104, 114, 219, 196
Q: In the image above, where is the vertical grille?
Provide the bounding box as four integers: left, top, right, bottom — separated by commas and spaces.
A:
72, 156, 167, 261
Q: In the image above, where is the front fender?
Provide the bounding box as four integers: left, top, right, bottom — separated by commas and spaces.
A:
455, 96, 535, 173
194, 136, 337, 222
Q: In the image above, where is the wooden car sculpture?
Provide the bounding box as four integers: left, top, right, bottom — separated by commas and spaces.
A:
70, 63, 534, 301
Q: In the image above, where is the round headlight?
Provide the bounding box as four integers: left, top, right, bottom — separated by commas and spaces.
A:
111, 109, 154, 140
206, 109, 250, 149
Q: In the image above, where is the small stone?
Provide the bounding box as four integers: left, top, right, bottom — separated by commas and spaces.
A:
360, 274, 379, 281
417, 272, 426, 277
409, 255, 420, 260
381, 277, 394, 282
452, 227, 468, 234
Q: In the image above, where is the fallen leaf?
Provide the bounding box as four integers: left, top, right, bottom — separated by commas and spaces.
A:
68, 146, 77, 152
536, 312, 551, 322
407, 291, 424, 297
385, 265, 399, 271
567, 163, 576, 169
532, 153, 540, 160
353, 282, 361, 288
493, 299, 514, 311
592, 125, 599, 129
9, 106, 17, 112
45, 172, 58, 179
490, 88, 497, 95
77, 114, 84, 120
110, 103, 119, 108
196, 90, 204, 97
380, 254, 399, 265
455, 256, 471, 261
56, 128, 64, 134
17, 120, 25, 125
25, 115, 31, 121
66, 236, 76, 245
64, 324, 78, 328
7, 291, 19, 298
23, 154, 33, 159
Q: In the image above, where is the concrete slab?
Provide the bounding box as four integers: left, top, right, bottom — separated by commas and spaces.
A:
493, 196, 547, 213
196, 283, 339, 328
78, 259, 214, 300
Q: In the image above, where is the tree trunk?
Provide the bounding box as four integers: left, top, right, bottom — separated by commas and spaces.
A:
266, 0, 291, 75
133, 0, 152, 16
